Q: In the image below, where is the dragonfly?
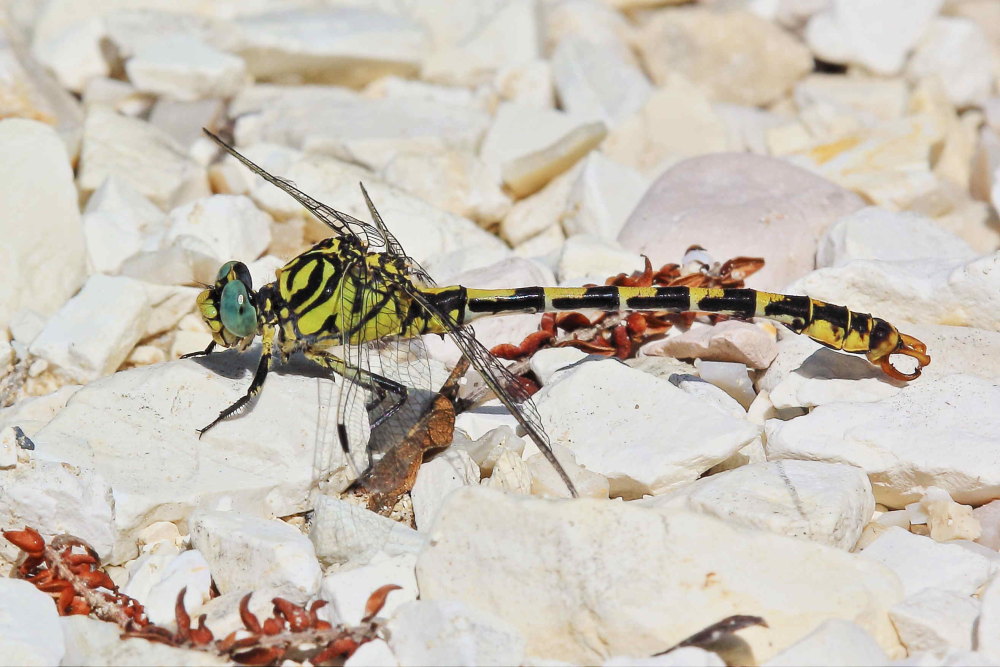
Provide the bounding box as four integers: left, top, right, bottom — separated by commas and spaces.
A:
185, 130, 931, 500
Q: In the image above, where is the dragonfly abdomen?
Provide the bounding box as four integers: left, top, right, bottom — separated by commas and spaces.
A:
425, 284, 929, 381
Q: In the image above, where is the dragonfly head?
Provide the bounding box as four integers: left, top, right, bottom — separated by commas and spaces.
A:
196, 261, 260, 348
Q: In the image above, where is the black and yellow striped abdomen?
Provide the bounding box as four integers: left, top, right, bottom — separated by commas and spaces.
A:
418, 284, 930, 381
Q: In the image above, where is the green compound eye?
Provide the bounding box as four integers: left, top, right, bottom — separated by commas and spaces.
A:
219, 279, 257, 338
217, 261, 238, 283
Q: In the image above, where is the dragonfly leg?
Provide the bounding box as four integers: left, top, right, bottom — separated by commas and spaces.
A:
197, 329, 274, 437
181, 341, 216, 359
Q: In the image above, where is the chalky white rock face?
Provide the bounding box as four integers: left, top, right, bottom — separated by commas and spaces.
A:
29, 275, 151, 384
0, 119, 86, 332
61, 615, 229, 666
535, 358, 760, 497
125, 35, 247, 102
804, 0, 943, 75
0, 578, 65, 666
78, 108, 201, 208
635, 7, 813, 107
29, 357, 368, 563
618, 153, 865, 288
417, 487, 903, 663
386, 600, 527, 667
646, 460, 874, 550
231, 8, 427, 87
767, 375, 1000, 507
190, 510, 322, 603
763, 619, 888, 667
859, 527, 997, 598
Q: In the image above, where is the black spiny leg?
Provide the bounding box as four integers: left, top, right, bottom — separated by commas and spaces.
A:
197, 328, 275, 438
181, 342, 216, 359
197, 348, 271, 438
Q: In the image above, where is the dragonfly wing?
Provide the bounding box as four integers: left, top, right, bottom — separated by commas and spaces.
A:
404, 288, 579, 497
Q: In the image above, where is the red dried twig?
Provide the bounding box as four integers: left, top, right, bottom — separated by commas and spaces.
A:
5, 527, 399, 666
3, 527, 148, 629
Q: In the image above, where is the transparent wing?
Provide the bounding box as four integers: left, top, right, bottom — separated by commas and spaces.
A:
403, 288, 579, 497
324, 256, 444, 503
203, 130, 386, 248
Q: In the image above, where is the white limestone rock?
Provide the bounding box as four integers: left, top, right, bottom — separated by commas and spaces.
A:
859, 527, 996, 597
500, 161, 581, 247
763, 619, 888, 667
417, 487, 904, 663
907, 17, 996, 109
0, 119, 86, 332
976, 574, 1000, 662
502, 120, 607, 198
759, 323, 1000, 411
804, 0, 944, 76
646, 320, 779, 370
219, 144, 509, 275
231, 7, 427, 87
236, 92, 490, 174
79, 107, 201, 208
190, 510, 322, 602
635, 7, 812, 107
525, 442, 611, 500
556, 234, 645, 283
484, 447, 533, 495
411, 449, 480, 530
421, 0, 539, 86
121, 548, 212, 627
82, 175, 165, 275
551, 36, 652, 126
605, 648, 726, 667
344, 639, 396, 667
694, 360, 758, 410
602, 76, 732, 174
30, 355, 369, 563
561, 151, 648, 241
161, 194, 272, 270
646, 460, 874, 550
61, 614, 229, 666
794, 74, 909, 124
30, 5, 108, 92
908, 487, 981, 543
0, 578, 65, 666
617, 152, 864, 289
320, 553, 417, 626
141, 284, 200, 340
380, 149, 511, 226
714, 103, 794, 155
125, 34, 246, 102
0, 385, 80, 437
481, 103, 596, 181
29, 275, 151, 384
310, 494, 427, 570
493, 59, 554, 109
534, 357, 760, 497
889, 588, 979, 657
669, 373, 749, 420
386, 599, 527, 667
767, 374, 1000, 507
0, 20, 84, 144
783, 115, 941, 210
816, 207, 976, 268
